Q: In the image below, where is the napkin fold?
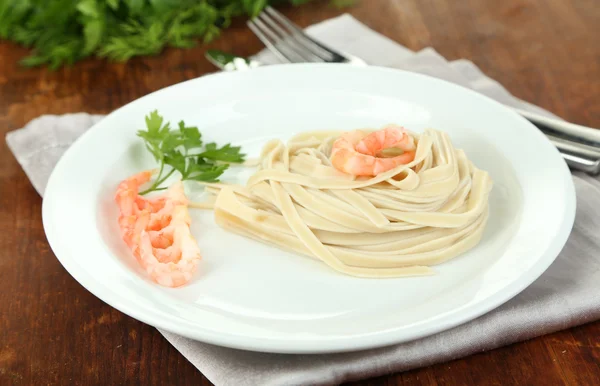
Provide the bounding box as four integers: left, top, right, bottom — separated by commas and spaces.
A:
6, 14, 600, 386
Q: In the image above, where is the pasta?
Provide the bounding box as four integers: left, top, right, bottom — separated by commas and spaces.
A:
199, 127, 493, 278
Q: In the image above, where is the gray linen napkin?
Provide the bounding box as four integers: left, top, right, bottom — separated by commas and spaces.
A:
6, 14, 600, 386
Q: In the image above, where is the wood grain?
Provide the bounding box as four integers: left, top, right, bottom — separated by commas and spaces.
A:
1, 0, 599, 384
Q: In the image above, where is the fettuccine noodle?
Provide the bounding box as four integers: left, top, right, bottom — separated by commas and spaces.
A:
199, 128, 493, 278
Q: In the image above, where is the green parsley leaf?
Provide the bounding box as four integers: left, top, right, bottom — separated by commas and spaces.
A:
178, 121, 202, 151
187, 166, 229, 183
199, 143, 246, 163
1, 1, 356, 69
136, 110, 171, 162
136, 109, 245, 194
163, 150, 187, 176
187, 158, 229, 182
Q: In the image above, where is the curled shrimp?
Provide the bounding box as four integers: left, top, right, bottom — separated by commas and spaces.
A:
114, 170, 202, 287
139, 206, 201, 287
330, 125, 416, 176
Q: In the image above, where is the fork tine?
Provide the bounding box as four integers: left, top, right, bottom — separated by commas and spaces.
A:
248, 18, 311, 63
256, 12, 323, 62
264, 6, 345, 61
247, 20, 292, 63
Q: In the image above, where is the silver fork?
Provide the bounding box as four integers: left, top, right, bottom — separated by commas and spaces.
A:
246, 6, 600, 174
247, 6, 366, 66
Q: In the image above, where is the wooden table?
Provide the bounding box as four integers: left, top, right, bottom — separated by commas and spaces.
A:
1, 0, 599, 384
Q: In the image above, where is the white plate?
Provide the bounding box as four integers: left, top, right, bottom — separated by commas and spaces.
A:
42, 64, 575, 354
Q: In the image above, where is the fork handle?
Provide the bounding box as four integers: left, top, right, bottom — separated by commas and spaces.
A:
546, 134, 600, 174
557, 148, 600, 175
514, 107, 600, 147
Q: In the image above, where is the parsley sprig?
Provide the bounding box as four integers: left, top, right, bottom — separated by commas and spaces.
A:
137, 110, 244, 194
0, 0, 355, 70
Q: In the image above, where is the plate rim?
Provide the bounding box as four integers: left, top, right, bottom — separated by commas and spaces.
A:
42, 63, 577, 354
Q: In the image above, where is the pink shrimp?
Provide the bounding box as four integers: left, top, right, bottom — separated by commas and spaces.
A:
330, 125, 416, 176
114, 170, 201, 287
139, 206, 201, 287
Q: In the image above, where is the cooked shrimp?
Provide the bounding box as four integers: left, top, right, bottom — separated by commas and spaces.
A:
114, 170, 201, 287
139, 206, 201, 287
330, 125, 416, 176
115, 170, 153, 251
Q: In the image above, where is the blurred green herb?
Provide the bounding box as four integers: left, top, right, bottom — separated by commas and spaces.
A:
137, 110, 245, 194
0, 0, 355, 69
